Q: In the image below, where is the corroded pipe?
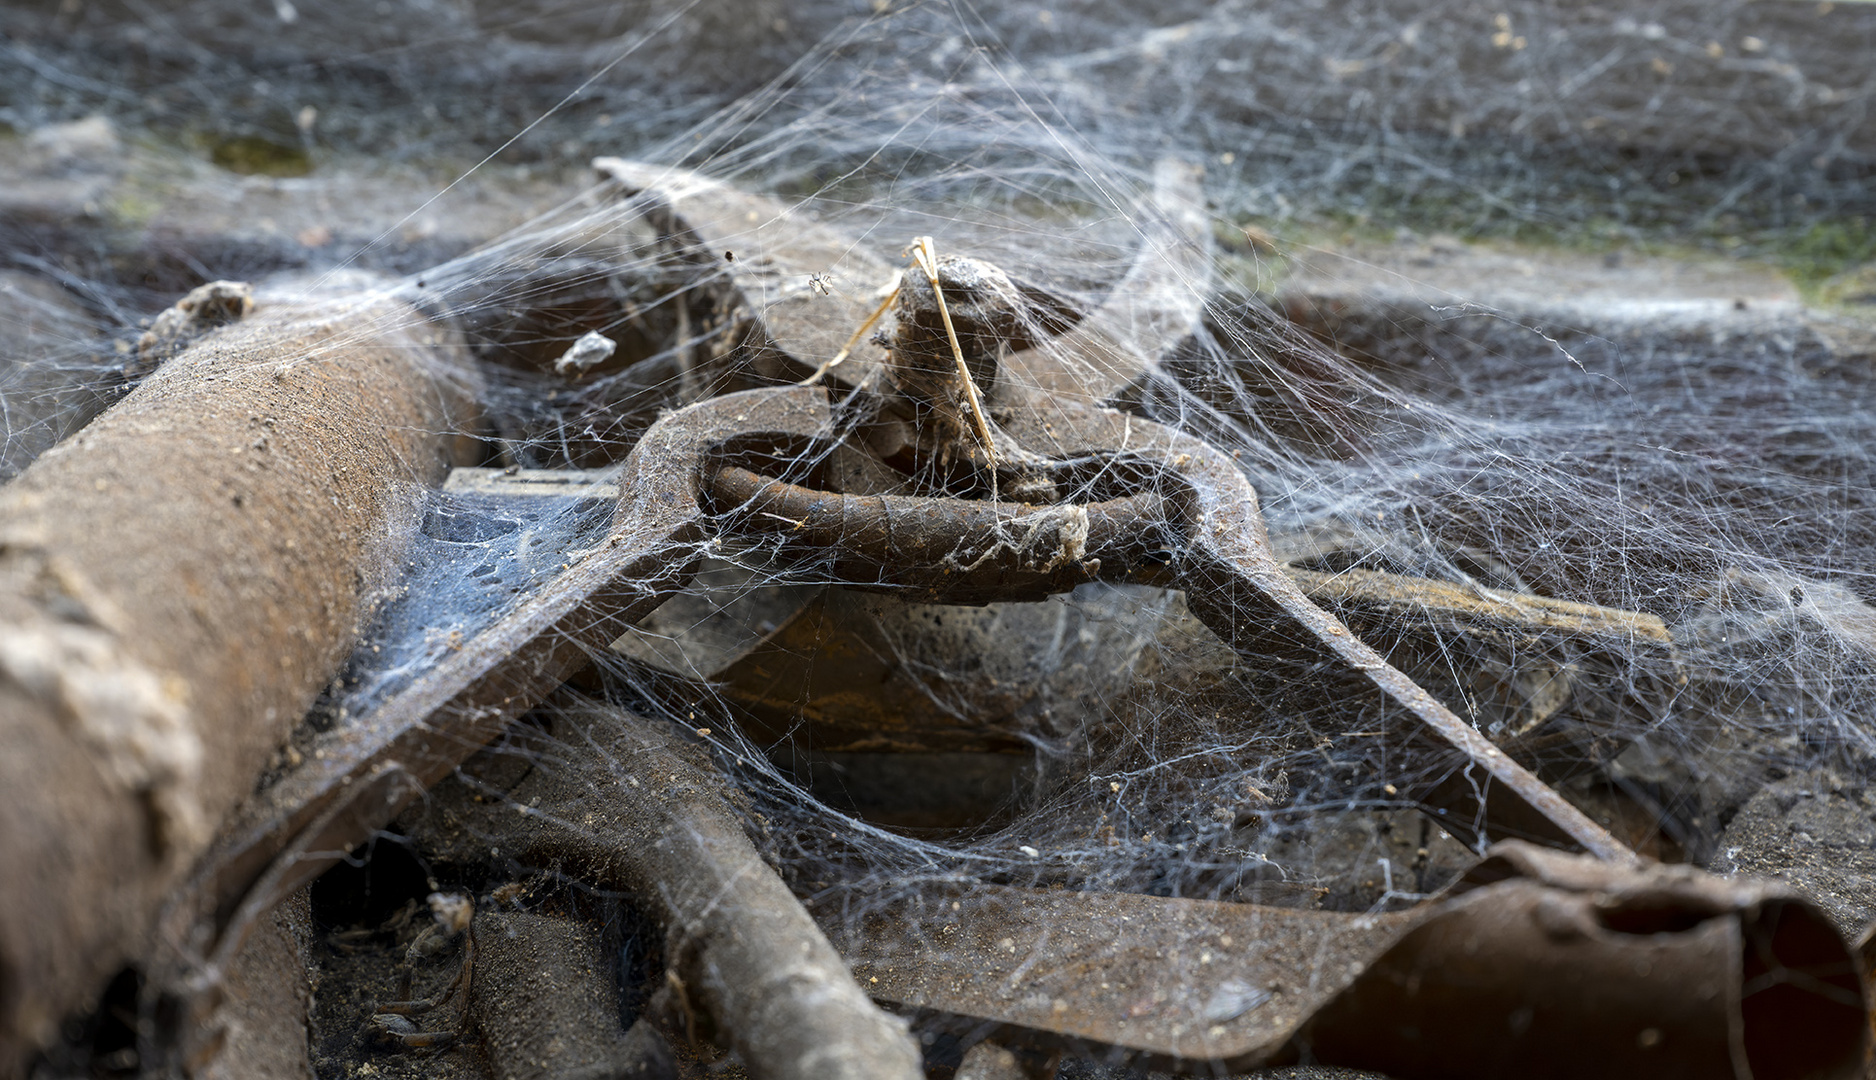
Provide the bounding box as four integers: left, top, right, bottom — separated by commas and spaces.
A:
1296, 843, 1870, 1080
0, 277, 475, 1071
404, 699, 925, 1080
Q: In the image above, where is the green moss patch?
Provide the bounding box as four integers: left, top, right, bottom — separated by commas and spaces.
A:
210, 136, 312, 177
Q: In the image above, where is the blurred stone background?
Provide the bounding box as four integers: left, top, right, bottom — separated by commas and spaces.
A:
2, 0, 1873, 307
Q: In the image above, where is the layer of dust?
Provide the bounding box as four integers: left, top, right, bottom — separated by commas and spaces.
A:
1710, 765, 1876, 937
202, 893, 319, 1080
0, 608, 202, 852
0, 288, 477, 1064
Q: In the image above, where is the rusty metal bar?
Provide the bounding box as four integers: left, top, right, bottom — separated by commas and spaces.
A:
708, 463, 1174, 604
1183, 546, 1637, 858
614, 526, 1682, 758
402, 698, 925, 1080
0, 278, 476, 1069
1287, 565, 1676, 648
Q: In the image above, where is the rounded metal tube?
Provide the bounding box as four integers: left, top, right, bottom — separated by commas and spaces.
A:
404, 700, 926, 1080
708, 463, 1174, 604
0, 279, 475, 1067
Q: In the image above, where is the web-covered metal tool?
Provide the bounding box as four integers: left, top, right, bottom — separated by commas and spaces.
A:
153, 167, 1866, 1080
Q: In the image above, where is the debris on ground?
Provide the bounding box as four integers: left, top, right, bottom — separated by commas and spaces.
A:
4, 5, 1876, 1074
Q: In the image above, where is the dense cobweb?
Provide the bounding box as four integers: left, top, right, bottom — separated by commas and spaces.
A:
338, 0, 1876, 888
4, 0, 1876, 1071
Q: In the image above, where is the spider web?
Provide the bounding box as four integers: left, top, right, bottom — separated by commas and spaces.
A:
3, 1, 1875, 1077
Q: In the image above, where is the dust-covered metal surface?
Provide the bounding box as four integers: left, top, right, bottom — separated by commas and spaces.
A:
5, 7, 1876, 1074
168, 387, 839, 996
125, 235, 1850, 1078
0, 278, 476, 1068
401, 699, 925, 1080
831, 843, 1867, 1078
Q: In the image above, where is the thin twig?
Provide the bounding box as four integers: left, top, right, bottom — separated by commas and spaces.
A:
799, 272, 901, 386
908, 236, 1000, 468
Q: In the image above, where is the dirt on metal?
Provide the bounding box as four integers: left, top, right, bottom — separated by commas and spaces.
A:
402, 698, 925, 1080
834, 842, 1868, 1078
0, 279, 476, 1070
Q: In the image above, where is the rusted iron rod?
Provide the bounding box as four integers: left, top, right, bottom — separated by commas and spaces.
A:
709, 463, 1175, 604
0, 278, 476, 1070
405, 699, 925, 1080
